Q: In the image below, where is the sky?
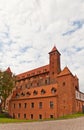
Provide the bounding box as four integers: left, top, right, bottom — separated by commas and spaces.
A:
0, 0, 84, 91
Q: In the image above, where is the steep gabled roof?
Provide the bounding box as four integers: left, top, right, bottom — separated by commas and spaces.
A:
17, 64, 49, 80
57, 66, 73, 77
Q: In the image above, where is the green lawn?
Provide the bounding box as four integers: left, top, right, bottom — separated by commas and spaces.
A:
57, 113, 84, 120
0, 113, 32, 123
0, 112, 84, 123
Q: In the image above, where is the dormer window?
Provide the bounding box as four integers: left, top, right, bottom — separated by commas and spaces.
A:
21, 92, 25, 96
43, 69, 47, 72
33, 90, 38, 96
16, 93, 19, 98
51, 87, 57, 94
26, 92, 31, 96
41, 89, 46, 95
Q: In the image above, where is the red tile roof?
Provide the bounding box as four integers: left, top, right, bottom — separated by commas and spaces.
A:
17, 64, 49, 80
57, 66, 72, 77
12, 84, 58, 99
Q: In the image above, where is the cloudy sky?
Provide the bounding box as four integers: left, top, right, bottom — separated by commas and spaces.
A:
0, 0, 84, 91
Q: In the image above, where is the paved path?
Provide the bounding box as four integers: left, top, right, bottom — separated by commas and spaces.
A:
0, 117, 84, 130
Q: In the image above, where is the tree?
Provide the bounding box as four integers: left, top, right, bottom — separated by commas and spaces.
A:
0, 69, 16, 111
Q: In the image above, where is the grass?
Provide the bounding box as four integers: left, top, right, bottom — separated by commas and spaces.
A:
0, 112, 84, 123
0, 118, 32, 123
57, 112, 84, 120
0, 113, 31, 123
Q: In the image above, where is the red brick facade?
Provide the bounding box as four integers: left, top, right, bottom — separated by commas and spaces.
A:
8, 46, 84, 120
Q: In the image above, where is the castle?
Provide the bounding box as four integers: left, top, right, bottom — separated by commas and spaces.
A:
9, 46, 84, 120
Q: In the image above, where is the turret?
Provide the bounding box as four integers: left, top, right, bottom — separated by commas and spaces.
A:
49, 46, 61, 83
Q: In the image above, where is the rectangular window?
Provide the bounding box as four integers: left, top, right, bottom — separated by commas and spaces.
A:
31, 102, 34, 108
31, 114, 33, 119
50, 115, 54, 118
18, 113, 20, 118
50, 101, 54, 108
45, 79, 47, 84
13, 113, 15, 118
24, 114, 26, 119
39, 114, 42, 119
24, 103, 27, 108
19, 103, 21, 108
13, 104, 15, 108
39, 102, 42, 109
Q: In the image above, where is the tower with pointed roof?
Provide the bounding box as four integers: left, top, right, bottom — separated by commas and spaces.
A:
49, 46, 61, 83
8, 46, 84, 120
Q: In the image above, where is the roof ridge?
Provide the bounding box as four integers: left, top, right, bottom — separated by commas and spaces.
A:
57, 66, 72, 77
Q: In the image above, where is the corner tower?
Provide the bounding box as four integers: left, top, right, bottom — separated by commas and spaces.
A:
49, 46, 61, 83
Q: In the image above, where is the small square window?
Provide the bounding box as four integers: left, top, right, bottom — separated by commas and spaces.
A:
50, 115, 54, 118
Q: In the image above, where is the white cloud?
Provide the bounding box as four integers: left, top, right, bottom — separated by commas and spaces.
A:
0, 0, 84, 91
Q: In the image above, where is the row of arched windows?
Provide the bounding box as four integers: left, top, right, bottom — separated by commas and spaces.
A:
15, 87, 57, 98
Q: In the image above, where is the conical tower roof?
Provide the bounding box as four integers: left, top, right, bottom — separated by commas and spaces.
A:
51, 46, 57, 52
49, 46, 60, 55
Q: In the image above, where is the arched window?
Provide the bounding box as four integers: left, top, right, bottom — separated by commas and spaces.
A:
16, 93, 19, 98
21, 92, 25, 96
51, 87, 57, 94
33, 90, 38, 95
41, 89, 46, 94
26, 91, 31, 96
